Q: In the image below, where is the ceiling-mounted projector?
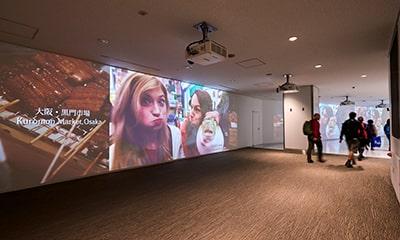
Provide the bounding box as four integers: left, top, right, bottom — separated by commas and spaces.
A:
276, 74, 299, 93
340, 96, 355, 106
185, 22, 227, 66
375, 100, 388, 108
186, 40, 227, 66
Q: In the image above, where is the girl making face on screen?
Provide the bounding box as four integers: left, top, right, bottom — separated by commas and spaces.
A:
181, 90, 224, 157
110, 73, 183, 170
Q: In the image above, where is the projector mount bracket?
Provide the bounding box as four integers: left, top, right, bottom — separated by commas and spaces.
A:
186, 21, 218, 55
283, 74, 293, 84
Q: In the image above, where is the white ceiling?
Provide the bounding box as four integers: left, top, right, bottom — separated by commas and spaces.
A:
0, 0, 399, 101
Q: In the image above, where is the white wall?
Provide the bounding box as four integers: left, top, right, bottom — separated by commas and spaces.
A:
262, 98, 283, 144
313, 86, 320, 114
284, 86, 313, 150
232, 94, 263, 147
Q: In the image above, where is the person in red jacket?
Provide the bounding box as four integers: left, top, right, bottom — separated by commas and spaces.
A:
357, 116, 368, 160
306, 113, 325, 163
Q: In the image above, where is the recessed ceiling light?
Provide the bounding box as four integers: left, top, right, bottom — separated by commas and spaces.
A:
361, 74, 367, 78
288, 36, 298, 42
97, 38, 110, 45
314, 64, 322, 68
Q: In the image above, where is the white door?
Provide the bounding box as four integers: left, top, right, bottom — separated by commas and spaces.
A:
252, 111, 261, 146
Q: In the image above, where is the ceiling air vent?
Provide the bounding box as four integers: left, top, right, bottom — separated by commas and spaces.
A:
236, 58, 265, 68
0, 17, 39, 39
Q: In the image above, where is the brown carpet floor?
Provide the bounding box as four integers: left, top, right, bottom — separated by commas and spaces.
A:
1, 148, 400, 240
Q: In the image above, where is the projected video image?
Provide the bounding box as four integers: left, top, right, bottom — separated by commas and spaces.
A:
0, 42, 239, 193
0, 43, 110, 192
109, 68, 238, 170
319, 103, 390, 140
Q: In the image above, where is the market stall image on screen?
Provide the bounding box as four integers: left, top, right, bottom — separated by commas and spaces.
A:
0, 42, 239, 193
0, 42, 110, 192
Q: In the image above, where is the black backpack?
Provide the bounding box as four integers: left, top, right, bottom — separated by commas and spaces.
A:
303, 120, 313, 135
342, 119, 360, 140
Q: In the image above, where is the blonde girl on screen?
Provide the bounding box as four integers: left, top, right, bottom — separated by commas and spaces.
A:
110, 73, 183, 170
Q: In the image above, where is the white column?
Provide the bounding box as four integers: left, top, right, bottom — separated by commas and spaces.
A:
283, 85, 319, 150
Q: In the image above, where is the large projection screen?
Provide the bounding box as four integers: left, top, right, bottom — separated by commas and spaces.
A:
0, 42, 239, 193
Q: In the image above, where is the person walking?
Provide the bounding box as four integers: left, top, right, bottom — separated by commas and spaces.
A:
384, 119, 390, 151
357, 116, 368, 160
306, 113, 325, 163
366, 119, 378, 150
340, 112, 361, 168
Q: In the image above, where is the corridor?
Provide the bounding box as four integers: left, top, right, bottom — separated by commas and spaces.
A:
1, 148, 399, 240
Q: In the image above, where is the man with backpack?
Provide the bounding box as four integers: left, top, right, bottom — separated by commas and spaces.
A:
366, 119, 378, 150
304, 113, 324, 163
340, 112, 362, 168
